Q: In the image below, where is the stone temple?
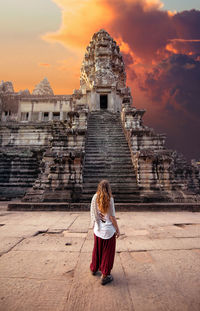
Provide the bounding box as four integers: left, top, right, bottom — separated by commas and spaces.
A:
0, 29, 200, 206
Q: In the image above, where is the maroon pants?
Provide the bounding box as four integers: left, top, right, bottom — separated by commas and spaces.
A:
90, 233, 116, 276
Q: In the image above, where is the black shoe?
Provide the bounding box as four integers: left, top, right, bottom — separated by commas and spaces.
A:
90, 269, 97, 276
101, 274, 113, 285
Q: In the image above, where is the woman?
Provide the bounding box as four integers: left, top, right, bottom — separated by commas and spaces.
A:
90, 180, 120, 285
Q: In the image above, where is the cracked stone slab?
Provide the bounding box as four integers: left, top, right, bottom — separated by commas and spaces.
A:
130, 251, 155, 264
192, 249, 200, 255
47, 214, 78, 231
171, 224, 200, 238
150, 250, 200, 311
120, 251, 200, 311
0, 224, 41, 238
0, 250, 79, 280
12, 234, 86, 252
0, 278, 71, 311
126, 237, 200, 251
0, 237, 24, 256
68, 214, 90, 233
81, 239, 93, 253
0, 212, 66, 227
63, 231, 87, 238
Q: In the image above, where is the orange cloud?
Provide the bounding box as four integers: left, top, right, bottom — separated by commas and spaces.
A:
43, 0, 114, 49
38, 63, 51, 67
43, 0, 168, 51
166, 39, 200, 55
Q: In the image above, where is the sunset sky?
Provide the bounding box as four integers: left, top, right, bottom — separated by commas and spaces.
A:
0, 0, 200, 159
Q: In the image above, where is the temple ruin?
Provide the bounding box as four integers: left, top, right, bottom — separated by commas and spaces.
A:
0, 29, 200, 205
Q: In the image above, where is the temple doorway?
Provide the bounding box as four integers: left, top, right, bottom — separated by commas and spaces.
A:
100, 95, 108, 109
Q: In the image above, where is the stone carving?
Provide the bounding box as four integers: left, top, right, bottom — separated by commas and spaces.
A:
0, 81, 14, 93
80, 29, 126, 90
18, 89, 30, 96
32, 77, 54, 96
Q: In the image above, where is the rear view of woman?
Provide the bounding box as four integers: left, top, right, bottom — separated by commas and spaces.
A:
90, 180, 120, 285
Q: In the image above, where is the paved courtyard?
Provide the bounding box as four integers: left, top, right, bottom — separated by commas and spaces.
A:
0, 206, 200, 311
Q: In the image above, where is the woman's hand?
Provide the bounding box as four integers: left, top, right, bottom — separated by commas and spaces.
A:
115, 229, 120, 238
99, 212, 106, 223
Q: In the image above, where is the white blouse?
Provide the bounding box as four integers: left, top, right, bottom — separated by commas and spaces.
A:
90, 193, 116, 239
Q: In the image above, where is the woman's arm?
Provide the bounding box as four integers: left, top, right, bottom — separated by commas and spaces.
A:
110, 216, 120, 238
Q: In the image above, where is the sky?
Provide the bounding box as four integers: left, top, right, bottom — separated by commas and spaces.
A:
0, 0, 200, 160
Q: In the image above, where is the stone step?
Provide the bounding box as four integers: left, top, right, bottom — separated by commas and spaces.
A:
85, 150, 131, 155
85, 146, 130, 151
0, 170, 39, 175
82, 186, 139, 193
85, 149, 130, 153
85, 154, 131, 158
83, 174, 136, 180
86, 141, 126, 145
0, 183, 34, 187
83, 168, 135, 173
83, 175, 136, 180
85, 162, 133, 166
83, 173, 135, 178
0, 175, 38, 180
84, 158, 133, 163
83, 165, 135, 171
80, 194, 141, 203
86, 134, 125, 138
0, 159, 39, 163
83, 164, 135, 169
85, 146, 129, 150
86, 139, 126, 143
7, 202, 200, 211
84, 154, 133, 159
83, 176, 136, 182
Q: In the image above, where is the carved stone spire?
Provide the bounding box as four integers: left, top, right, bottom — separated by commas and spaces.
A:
32, 77, 54, 96
80, 29, 126, 90
0, 80, 14, 93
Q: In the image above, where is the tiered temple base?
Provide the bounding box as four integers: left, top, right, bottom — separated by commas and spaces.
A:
7, 202, 200, 212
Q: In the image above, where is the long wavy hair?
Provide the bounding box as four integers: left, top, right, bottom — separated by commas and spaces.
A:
96, 180, 112, 214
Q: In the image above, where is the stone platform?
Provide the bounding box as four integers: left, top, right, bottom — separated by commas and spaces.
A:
7, 201, 200, 212
0, 208, 200, 311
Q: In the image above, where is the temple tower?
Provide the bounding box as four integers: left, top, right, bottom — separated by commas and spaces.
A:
78, 29, 132, 112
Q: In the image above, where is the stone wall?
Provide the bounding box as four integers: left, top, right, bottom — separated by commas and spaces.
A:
0, 109, 88, 201
121, 106, 200, 202
0, 148, 42, 200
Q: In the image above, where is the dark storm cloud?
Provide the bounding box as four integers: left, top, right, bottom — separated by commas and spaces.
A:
172, 10, 200, 40
121, 52, 137, 81
167, 39, 200, 56
141, 54, 200, 159
107, 0, 175, 61
106, 1, 200, 61
142, 54, 200, 116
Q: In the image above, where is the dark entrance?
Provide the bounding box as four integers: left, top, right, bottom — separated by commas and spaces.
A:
100, 95, 108, 109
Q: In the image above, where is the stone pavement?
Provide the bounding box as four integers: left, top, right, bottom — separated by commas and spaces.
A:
0, 207, 200, 311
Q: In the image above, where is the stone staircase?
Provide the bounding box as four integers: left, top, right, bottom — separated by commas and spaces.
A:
82, 111, 140, 202
0, 149, 41, 200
